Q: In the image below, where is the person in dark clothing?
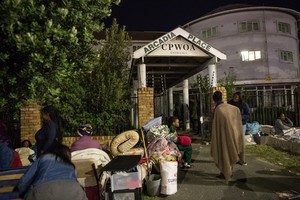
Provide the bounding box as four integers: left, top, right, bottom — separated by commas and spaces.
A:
189, 100, 199, 134
0, 119, 11, 147
35, 105, 63, 157
228, 92, 251, 135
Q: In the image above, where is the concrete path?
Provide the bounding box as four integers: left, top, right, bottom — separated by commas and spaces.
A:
159, 138, 300, 200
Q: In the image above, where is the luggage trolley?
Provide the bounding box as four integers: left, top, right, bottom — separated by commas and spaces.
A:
93, 155, 142, 200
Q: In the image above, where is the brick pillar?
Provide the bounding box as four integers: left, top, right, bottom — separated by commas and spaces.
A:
20, 103, 42, 144
138, 87, 154, 128
294, 87, 300, 126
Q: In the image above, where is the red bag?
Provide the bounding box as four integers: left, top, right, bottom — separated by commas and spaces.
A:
177, 136, 191, 146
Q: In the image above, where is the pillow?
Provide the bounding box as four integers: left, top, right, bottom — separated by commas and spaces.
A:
177, 136, 191, 146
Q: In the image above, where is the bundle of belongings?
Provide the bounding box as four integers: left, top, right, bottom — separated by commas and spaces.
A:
147, 136, 181, 172
71, 124, 147, 200
143, 117, 179, 170
245, 122, 300, 153
143, 117, 183, 195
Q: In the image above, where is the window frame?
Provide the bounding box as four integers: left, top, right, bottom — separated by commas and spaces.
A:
201, 26, 218, 39
239, 21, 260, 32
279, 50, 293, 63
278, 22, 291, 34
241, 50, 262, 61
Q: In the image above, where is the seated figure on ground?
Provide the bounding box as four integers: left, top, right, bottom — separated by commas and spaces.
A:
71, 124, 102, 152
274, 113, 294, 136
16, 142, 87, 200
168, 116, 192, 168
15, 140, 36, 166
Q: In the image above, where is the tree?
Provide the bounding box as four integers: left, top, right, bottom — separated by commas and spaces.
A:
0, 0, 121, 130
218, 72, 236, 99
82, 19, 131, 135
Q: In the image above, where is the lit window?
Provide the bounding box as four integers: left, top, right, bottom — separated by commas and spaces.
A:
280, 51, 293, 62
278, 22, 291, 34
241, 50, 261, 61
202, 27, 218, 38
239, 21, 260, 32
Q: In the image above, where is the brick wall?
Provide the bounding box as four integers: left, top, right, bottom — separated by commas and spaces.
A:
19, 103, 115, 148
20, 103, 42, 144
138, 87, 154, 128
63, 136, 114, 148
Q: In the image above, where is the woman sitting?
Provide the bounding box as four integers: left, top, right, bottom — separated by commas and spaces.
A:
71, 124, 102, 152
16, 142, 87, 200
15, 140, 36, 166
275, 112, 294, 136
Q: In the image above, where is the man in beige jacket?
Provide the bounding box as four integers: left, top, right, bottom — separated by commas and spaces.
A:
211, 91, 246, 183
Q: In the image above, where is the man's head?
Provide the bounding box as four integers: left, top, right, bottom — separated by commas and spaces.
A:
213, 91, 223, 103
168, 116, 180, 128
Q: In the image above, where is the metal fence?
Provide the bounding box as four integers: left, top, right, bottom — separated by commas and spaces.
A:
245, 93, 297, 126
132, 90, 300, 133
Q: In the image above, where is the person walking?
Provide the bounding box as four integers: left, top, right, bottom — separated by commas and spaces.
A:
228, 92, 251, 135
211, 91, 245, 183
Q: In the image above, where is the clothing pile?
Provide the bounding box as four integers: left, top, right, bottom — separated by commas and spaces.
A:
147, 137, 181, 172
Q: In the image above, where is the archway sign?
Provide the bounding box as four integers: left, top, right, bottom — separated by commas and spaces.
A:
130, 27, 227, 93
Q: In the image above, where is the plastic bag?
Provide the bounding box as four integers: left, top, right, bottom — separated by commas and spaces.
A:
160, 160, 177, 195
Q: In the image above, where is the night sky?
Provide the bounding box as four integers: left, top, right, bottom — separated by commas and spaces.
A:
105, 0, 300, 31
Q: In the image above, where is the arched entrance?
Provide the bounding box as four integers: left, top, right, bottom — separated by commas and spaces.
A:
129, 27, 226, 129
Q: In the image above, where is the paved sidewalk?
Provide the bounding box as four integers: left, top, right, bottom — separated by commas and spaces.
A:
159, 137, 300, 200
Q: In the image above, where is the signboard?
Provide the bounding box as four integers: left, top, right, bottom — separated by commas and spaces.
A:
147, 36, 210, 57
133, 27, 227, 60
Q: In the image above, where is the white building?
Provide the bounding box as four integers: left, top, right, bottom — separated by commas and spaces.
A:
128, 4, 300, 125
182, 4, 300, 96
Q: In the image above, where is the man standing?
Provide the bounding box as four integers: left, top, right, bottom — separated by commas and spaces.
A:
211, 91, 245, 183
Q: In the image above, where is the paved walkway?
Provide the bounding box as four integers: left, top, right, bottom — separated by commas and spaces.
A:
159, 136, 300, 200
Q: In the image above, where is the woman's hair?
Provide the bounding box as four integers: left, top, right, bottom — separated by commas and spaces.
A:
45, 142, 74, 168
168, 116, 179, 127
277, 112, 284, 119
41, 105, 63, 143
233, 92, 243, 103
21, 140, 32, 148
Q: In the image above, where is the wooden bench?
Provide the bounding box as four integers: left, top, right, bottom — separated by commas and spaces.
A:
0, 167, 29, 199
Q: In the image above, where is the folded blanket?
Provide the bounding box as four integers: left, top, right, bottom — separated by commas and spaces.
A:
71, 148, 111, 187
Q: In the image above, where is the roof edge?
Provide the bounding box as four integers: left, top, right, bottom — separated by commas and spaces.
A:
183, 6, 300, 28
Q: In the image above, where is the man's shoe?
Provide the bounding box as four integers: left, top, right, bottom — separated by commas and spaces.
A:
216, 173, 225, 179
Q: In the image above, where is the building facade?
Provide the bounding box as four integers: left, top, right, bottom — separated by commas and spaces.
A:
182, 5, 300, 100
129, 5, 300, 125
